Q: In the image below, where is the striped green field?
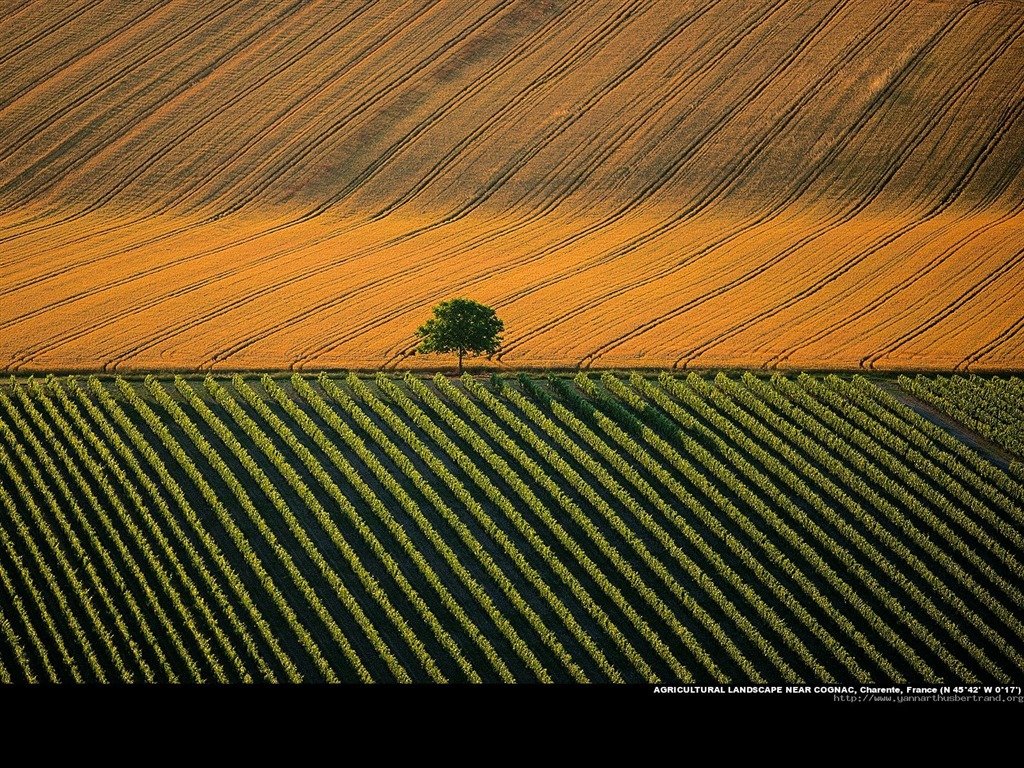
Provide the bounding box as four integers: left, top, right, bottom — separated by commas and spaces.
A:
900, 374, 1024, 476
0, 371, 1021, 684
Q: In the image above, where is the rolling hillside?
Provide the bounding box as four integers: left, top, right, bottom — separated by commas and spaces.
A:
1, 0, 1023, 372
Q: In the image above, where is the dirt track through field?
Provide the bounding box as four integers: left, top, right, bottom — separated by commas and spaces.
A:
877, 380, 1018, 470
1, 0, 1023, 372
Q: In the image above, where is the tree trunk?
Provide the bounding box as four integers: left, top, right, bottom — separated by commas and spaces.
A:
458, 348, 464, 375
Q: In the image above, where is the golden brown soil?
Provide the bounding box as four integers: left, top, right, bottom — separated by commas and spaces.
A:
1, 0, 1023, 372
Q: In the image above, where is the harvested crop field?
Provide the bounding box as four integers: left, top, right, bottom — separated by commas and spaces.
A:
2, 0, 1024, 373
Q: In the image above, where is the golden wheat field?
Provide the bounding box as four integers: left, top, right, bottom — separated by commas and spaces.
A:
1, 0, 1023, 373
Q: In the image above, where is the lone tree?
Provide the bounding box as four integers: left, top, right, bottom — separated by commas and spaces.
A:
415, 298, 504, 374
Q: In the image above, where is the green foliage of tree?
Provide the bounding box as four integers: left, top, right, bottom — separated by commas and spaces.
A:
415, 298, 503, 374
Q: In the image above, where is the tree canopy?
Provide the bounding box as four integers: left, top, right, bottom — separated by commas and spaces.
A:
415, 298, 504, 373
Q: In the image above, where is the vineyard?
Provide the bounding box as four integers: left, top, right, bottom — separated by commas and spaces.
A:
2, 0, 1024, 372
900, 374, 1024, 471
0, 371, 1022, 684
